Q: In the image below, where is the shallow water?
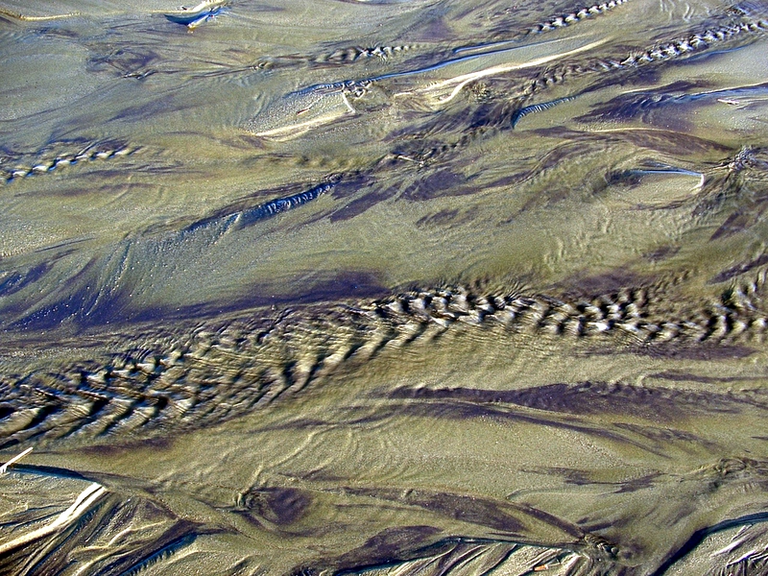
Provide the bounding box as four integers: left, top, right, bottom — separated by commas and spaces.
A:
2, 0, 768, 574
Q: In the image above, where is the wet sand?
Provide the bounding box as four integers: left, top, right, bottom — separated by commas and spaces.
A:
2, 0, 768, 574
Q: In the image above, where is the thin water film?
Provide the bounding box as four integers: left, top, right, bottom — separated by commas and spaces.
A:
2, 0, 768, 574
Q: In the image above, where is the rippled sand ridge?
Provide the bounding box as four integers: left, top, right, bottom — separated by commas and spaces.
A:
2, 0, 768, 574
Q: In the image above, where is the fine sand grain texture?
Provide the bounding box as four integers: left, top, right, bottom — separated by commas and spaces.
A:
2, 0, 768, 574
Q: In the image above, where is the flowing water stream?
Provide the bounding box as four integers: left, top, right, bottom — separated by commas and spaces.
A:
2, 0, 768, 574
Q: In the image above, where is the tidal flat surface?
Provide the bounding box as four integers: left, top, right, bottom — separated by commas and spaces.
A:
2, 0, 768, 574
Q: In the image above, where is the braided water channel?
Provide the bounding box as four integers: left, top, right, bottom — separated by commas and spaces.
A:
2, 0, 768, 574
